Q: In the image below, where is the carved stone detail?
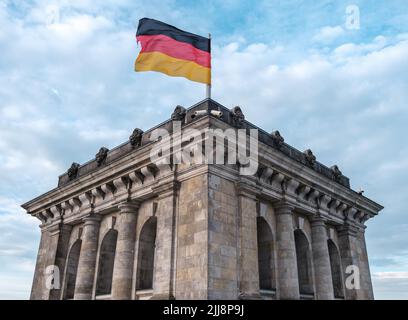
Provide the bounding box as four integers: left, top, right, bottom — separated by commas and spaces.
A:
95, 147, 109, 167
271, 172, 285, 190
129, 171, 144, 186
113, 177, 128, 193
307, 189, 320, 204
171, 105, 186, 122
91, 187, 105, 204
282, 178, 300, 196
78, 192, 92, 210
230, 106, 245, 128
303, 149, 316, 167
101, 182, 115, 199
259, 167, 273, 184
141, 165, 155, 184
271, 130, 285, 149
317, 194, 332, 210
129, 128, 144, 148
67, 162, 80, 180
331, 165, 342, 182
297, 185, 311, 199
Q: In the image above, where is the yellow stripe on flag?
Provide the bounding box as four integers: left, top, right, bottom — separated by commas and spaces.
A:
135, 51, 211, 84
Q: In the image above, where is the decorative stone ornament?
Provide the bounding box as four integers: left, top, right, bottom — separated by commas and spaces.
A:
304, 149, 316, 167
230, 106, 245, 127
330, 165, 342, 182
67, 162, 80, 180
95, 147, 109, 167
129, 128, 144, 148
271, 130, 285, 149
171, 105, 186, 122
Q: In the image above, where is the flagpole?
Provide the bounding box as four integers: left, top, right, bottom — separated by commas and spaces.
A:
206, 33, 211, 99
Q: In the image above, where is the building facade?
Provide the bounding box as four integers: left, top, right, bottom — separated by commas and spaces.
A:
22, 99, 383, 300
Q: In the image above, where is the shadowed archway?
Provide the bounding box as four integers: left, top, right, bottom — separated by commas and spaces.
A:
136, 217, 157, 290
294, 229, 314, 296
63, 239, 81, 299
256, 217, 276, 290
328, 239, 344, 298
95, 229, 118, 296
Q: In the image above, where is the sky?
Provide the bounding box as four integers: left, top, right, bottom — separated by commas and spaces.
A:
0, 0, 407, 299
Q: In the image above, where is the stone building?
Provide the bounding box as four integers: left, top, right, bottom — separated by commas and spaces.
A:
22, 99, 383, 300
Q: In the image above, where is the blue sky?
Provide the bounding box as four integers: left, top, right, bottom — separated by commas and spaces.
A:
0, 0, 407, 299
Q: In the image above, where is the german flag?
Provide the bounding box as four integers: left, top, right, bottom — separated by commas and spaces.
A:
135, 18, 211, 85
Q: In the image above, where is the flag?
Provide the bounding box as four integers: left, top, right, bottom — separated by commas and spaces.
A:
135, 18, 211, 85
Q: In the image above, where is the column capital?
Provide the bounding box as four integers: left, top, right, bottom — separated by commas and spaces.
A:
152, 180, 180, 199
310, 214, 328, 226
274, 200, 295, 214
337, 222, 360, 237
82, 213, 102, 225
118, 201, 141, 214
235, 181, 262, 200
47, 221, 73, 236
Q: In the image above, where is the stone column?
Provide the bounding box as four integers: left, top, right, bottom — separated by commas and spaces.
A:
310, 216, 334, 300
356, 228, 374, 300
30, 226, 49, 300
338, 223, 374, 300
74, 214, 101, 300
30, 221, 72, 300
337, 222, 359, 300
47, 222, 72, 300
275, 202, 299, 299
236, 184, 261, 299
111, 202, 140, 300
151, 181, 179, 300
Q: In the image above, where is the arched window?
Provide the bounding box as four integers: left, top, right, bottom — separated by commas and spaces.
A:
64, 240, 81, 299
256, 217, 275, 290
328, 239, 344, 298
294, 229, 314, 295
136, 217, 157, 290
96, 229, 118, 296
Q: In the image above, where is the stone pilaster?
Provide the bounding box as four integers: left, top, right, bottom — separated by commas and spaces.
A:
47, 222, 72, 300
356, 228, 374, 299
337, 222, 359, 300
275, 202, 299, 299
151, 181, 179, 300
111, 202, 140, 299
73, 214, 101, 300
310, 216, 334, 300
30, 226, 49, 300
30, 221, 72, 300
236, 182, 261, 300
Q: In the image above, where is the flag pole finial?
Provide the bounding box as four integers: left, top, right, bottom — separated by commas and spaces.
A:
206, 33, 211, 99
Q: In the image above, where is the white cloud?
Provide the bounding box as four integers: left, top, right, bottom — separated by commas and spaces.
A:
313, 25, 345, 43
373, 272, 408, 279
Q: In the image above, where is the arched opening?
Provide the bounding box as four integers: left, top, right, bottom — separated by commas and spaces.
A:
96, 229, 118, 296
256, 217, 275, 290
64, 240, 81, 299
294, 229, 314, 296
328, 239, 344, 298
136, 217, 157, 290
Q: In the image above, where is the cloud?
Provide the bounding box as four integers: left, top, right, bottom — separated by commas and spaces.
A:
313, 25, 345, 43
373, 272, 408, 279
372, 272, 408, 300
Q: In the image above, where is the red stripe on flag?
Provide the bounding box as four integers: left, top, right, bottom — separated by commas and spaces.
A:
137, 34, 211, 68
